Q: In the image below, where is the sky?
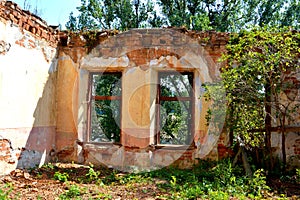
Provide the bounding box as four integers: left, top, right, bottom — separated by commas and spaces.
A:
12, 0, 82, 28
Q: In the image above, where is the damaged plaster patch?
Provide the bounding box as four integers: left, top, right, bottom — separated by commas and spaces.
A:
0, 138, 20, 163
17, 149, 46, 169
0, 138, 21, 175
149, 56, 170, 68
82, 56, 129, 69
48, 58, 58, 73
0, 40, 11, 54
41, 45, 57, 63
6, 23, 23, 44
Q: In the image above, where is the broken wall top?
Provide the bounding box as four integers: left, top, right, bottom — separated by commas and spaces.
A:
0, 0, 230, 54
0, 0, 58, 47
59, 28, 230, 50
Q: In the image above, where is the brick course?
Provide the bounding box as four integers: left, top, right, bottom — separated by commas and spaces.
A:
0, 1, 58, 47
0, 139, 11, 162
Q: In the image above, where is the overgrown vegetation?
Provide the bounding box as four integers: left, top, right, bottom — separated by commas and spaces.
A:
59, 184, 82, 200
55, 161, 298, 199
54, 171, 69, 183
215, 26, 300, 171
2, 161, 299, 199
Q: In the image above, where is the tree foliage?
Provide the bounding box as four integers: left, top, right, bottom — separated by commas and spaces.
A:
158, 0, 300, 31
66, 0, 158, 31
66, 0, 299, 31
220, 27, 300, 167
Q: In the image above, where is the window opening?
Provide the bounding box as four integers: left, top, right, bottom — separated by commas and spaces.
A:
157, 72, 194, 145
90, 72, 122, 143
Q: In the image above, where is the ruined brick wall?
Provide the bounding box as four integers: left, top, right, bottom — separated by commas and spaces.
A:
57, 28, 230, 170
58, 29, 299, 170
1, 0, 299, 174
0, 1, 58, 175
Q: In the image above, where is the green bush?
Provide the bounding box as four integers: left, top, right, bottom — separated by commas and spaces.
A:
247, 169, 270, 198
59, 184, 81, 200
139, 159, 272, 199
85, 164, 100, 182
54, 171, 69, 182
0, 183, 13, 200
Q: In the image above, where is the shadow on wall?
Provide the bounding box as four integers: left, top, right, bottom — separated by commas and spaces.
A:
16, 60, 57, 169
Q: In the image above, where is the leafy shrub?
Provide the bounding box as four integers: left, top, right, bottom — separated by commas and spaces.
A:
207, 190, 230, 200
179, 185, 204, 199
85, 164, 100, 182
59, 184, 81, 199
102, 170, 118, 185
139, 159, 273, 199
42, 163, 55, 170
0, 183, 13, 200
54, 171, 69, 182
247, 169, 270, 198
97, 192, 113, 199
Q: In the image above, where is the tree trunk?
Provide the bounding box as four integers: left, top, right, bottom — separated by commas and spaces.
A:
233, 146, 252, 177
281, 116, 287, 171
241, 146, 252, 177
265, 83, 273, 170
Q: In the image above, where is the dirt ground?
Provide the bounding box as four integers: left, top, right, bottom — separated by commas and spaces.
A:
0, 163, 169, 200
0, 163, 299, 200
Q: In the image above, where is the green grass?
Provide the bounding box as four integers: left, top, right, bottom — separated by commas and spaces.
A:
31, 160, 299, 199
59, 184, 81, 200
135, 159, 273, 199
0, 183, 13, 200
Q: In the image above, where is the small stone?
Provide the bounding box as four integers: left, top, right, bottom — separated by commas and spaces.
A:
2, 176, 13, 183
31, 188, 39, 192
24, 172, 30, 179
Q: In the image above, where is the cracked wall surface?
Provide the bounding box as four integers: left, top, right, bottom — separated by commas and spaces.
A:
0, 0, 58, 175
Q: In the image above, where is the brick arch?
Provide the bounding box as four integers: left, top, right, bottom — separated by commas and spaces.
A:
82, 28, 219, 84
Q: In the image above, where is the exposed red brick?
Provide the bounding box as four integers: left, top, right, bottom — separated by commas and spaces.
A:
18, 19, 22, 27
20, 15, 26, 22
30, 27, 36, 34
218, 144, 234, 159
0, 1, 58, 47
36, 29, 41, 36
27, 19, 33, 26
0, 139, 12, 162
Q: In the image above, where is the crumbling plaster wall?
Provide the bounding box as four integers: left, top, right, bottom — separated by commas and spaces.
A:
1, 0, 299, 174
54, 33, 86, 162
0, 1, 58, 175
57, 28, 230, 171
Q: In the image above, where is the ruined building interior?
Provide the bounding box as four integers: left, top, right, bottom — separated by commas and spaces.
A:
0, 1, 299, 175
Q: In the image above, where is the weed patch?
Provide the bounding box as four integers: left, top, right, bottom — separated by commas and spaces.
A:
59, 184, 81, 200
3, 161, 298, 199
54, 171, 69, 183
0, 183, 13, 200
